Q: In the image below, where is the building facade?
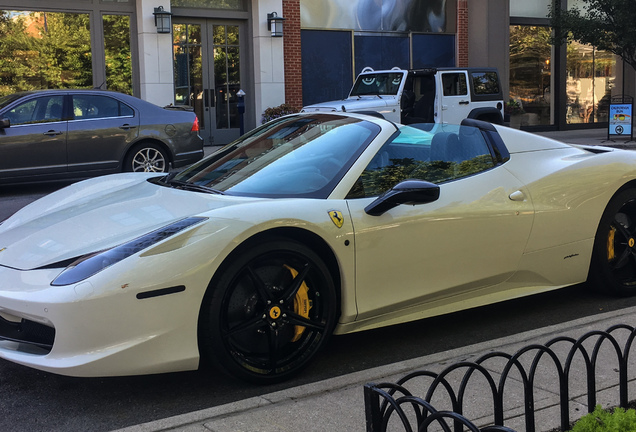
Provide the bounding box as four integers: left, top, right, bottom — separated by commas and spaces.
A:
0, 0, 632, 146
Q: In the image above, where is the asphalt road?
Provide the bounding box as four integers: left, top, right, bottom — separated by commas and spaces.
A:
1, 182, 635, 432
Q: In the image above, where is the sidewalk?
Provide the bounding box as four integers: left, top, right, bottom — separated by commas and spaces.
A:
535, 128, 636, 149
119, 128, 636, 432
115, 305, 636, 432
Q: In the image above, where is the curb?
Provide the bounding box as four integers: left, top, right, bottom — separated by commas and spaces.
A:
114, 305, 636, 432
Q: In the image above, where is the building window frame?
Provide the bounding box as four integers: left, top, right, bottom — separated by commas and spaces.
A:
511, 0, 623, 130
0, 0, 138, 96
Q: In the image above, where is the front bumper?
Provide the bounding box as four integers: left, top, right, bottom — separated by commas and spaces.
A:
0, 264, 202, 377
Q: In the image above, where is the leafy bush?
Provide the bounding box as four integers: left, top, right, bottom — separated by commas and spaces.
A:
261, 103, 298, 124
505, 99, 525, 116
569, 405, 636, 432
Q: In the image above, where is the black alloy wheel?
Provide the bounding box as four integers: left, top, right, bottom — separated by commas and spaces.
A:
591, 189, 636, 296
199, 238, 337, 383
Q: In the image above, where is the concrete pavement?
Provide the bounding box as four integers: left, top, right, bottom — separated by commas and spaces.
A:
536, 127, 635, 148
116, 127, 636, 432
116, 306, 636, 432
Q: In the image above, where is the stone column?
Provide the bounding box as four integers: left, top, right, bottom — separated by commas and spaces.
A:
135, 0, 174, 106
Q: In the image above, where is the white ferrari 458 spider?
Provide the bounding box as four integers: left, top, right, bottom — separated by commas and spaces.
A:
0, 113, 635, 383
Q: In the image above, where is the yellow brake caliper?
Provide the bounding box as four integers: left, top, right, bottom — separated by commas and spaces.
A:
284, 265, 313, 342
608, 226, 616, 261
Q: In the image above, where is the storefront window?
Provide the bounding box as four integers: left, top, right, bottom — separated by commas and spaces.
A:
173, 23, 204, 126
509, 25, 553, 127
214, 24, 240, 129
565, 41, 616, 124
103, 14, 132, 95
171, 0, 245, 10
510, 0, 551, 18
0, 11, 92, 95
354, 35, 409, 74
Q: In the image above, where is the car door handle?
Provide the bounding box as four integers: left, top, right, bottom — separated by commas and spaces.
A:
43, 130, 63, 136
119, 124, 137, 130
459, 100, 470, 105
509, 190, 526, 201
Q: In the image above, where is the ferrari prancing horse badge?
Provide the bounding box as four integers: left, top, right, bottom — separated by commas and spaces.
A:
329, 210, 344, 228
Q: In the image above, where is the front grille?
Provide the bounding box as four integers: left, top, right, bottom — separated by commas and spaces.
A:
0, 315, 54, 353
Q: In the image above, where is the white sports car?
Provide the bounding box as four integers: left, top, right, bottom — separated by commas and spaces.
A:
0, 113, 635, 383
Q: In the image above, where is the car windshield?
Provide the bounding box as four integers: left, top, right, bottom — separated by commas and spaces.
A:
167, 114, 381, 198
350, 73, 404, 97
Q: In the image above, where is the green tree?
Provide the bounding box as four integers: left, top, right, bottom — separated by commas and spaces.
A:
39, 13, 93, 89
0, 12, 43, 93
103, 15, 132, 94
0, 11, 92, 96
549, 0, 636, 71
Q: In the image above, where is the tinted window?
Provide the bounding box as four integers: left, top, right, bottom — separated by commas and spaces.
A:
471, 71, 500, 95
172, 114, 380, 198
301, 30, 353, 106
4, 95, 64, 125
441, 73, 468, 96
354, 35, 409, 75
72, 94, 132, 119
412, 34, 455, 68
347, 124, 496, 198
0, 94, 23, 110
120, 103, 134, 116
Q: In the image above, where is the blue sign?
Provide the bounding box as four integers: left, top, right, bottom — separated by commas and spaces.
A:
609, 103, 633, 136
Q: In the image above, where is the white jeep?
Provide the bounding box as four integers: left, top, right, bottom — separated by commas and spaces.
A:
302, 67, 504, 125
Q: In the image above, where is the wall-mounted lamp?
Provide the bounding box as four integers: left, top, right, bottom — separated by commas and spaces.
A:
267, 12, 286, 37
153, 6, 172, 34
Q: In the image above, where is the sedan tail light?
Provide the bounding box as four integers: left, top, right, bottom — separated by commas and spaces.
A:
191, 116, 200, 132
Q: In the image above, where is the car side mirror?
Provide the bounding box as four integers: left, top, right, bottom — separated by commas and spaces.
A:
0, 118, 9, 129
364, 179, 440, 216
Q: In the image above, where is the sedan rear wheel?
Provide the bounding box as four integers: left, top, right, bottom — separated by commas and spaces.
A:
591, 189, 636, 296
199, 239, 337, 383
124, 143, 169, 172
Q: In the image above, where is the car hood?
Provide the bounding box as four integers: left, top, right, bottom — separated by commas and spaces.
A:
0, 174, 253, 270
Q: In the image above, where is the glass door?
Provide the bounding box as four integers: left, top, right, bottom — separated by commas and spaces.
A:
173, 20, 242, 146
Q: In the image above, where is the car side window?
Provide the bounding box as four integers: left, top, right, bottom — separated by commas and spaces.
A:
72, 95, 132, 120
347, 124, 496, 199
471, 71, 500, 95
441, 73, 468, 96
5, 96, 64, 125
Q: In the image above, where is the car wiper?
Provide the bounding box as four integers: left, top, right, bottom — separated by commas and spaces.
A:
165, 178, 225, 195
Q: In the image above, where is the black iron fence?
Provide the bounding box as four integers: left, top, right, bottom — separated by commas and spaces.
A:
364, 324, 636, 432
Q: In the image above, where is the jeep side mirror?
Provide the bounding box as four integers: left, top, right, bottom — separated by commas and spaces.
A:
0, 118, 9, 129
364, 179, 440, 216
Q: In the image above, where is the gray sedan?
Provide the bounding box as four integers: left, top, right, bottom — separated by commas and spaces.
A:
0, 90, 204, 184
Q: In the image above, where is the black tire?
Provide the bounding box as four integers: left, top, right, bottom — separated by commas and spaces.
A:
124, 142, 169, 173
198, 238, 338, 383
590, 189, 636, 296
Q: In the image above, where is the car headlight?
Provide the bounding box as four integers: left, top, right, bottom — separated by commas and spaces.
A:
51, 217, 207, 286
